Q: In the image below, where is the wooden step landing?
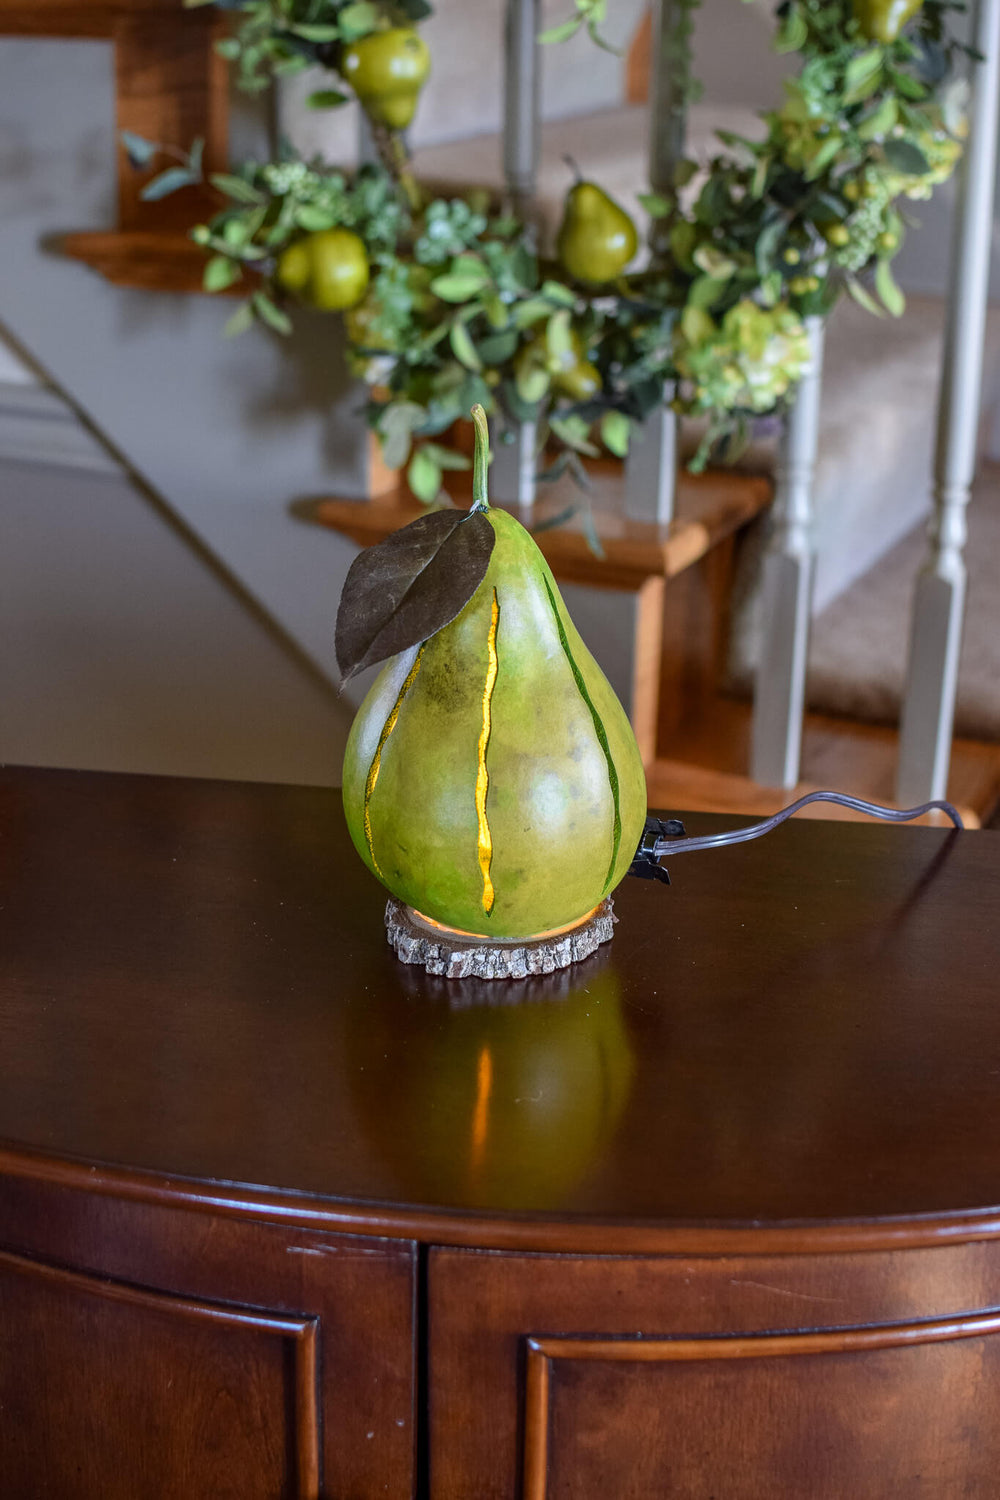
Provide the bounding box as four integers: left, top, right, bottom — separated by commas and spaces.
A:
307, 465, 771, 593
57, 231, 239, 295
647, 700, 1000, 830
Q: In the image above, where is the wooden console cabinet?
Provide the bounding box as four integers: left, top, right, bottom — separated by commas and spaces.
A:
1, 766, 999, 1497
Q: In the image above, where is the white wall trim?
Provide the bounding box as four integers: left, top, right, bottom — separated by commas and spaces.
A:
0, 381, 122, 477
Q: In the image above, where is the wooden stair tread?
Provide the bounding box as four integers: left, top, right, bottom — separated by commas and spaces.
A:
0, 0, 171, 38
647, 700, 1000, 829
57, 232, 249, 295
307, 466, 772, 592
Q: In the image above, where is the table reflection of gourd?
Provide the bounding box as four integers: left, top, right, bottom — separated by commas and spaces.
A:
346, 957, 634, 1211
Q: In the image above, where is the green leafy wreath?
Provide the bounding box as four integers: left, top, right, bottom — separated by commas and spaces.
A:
132, 0, 970, 502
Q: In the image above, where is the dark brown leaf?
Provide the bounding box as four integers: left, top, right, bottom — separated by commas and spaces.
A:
336, 509, 495, 682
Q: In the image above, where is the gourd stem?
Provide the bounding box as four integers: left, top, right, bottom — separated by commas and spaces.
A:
470, 404, 491, 511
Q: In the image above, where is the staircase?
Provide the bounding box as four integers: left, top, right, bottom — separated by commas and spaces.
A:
4, 3, 1000, 824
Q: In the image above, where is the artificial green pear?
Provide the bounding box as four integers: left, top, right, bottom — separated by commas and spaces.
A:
556, 180, 639, 286
341, 406, 647, 940
276, 228, 369, 311
340, 27, 431, 130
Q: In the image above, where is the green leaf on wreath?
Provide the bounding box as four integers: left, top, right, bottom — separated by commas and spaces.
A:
477, 329, 519, 365
378, 402, 426, 470
291, 24, 342, 42
857, 95, 898, 140
338, 3, 380, 40
140, 167, 198, 201
120, 130, 158, 168
450, 321, 483, 372
422, 443, 471, 472
804, 133, 844, 180
875, 258, 905, 317
693, 244, 736, 279
430, 265, 490, 301
550, 415, 600, 457
223, 301, 256, 338
513, 298, 555, 330
515, 362, 551, 405
845, 276, 885, 317
844, 47, 884, 104
600, 411, 631, 457
638, 192, 673, 218
883, 138, 932, 175
538, 19, 581, 44
307, 90, 351, 110
296, 205, 337, 231
203, 255, 241, 293
688, 274, 726, 310
407, 448, 442, 503
775, 5, 808, 53
545, 309, 574, 361
540, 280, 577, 307
252, 291, 293, 336
210, 173, 265, 204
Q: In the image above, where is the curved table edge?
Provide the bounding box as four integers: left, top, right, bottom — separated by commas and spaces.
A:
4, 1139, 1000, 1257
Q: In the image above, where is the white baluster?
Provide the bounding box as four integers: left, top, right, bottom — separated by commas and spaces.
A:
624, 406, 677, 523
897, 0, 1000, 805
490, 413, 538, 512
750, 315, 825, 788
503, 0, 541, 212
625, 0, 683, 523
493, 0, 541, 510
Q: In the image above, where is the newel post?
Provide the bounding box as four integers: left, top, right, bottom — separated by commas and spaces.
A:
896, 0, 1000, 805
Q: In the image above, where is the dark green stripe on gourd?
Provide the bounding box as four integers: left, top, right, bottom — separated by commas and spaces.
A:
342, 411, 647, 940
541, 574, 622, 893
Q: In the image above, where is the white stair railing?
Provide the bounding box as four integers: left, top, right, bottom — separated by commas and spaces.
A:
492, 0, 541, 509
625, 0, 680, 525
896, 0, 1000, 805
750, 316, 825, 788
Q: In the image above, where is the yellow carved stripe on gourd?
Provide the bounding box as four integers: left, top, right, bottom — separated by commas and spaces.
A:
476, 590, 500, 916
363, 645, 425, 878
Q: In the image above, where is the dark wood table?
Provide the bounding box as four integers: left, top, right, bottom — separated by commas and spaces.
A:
2, 765, 1000, 1499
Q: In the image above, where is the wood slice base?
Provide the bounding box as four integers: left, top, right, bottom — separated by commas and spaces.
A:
384, 899, 617, 981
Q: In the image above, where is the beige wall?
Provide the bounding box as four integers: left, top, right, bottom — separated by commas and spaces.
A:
0, 456, 349, 784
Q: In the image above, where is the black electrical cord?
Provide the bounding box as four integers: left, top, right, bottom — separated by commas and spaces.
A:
629, 791, 964, 884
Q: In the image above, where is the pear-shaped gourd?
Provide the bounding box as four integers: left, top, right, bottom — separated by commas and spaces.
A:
341, 408, 647, 940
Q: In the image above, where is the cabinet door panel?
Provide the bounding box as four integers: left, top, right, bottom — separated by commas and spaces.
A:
528, 1318, 1000, 1500
429, 1243, 1000, 1500
0, 1249, 318, 1499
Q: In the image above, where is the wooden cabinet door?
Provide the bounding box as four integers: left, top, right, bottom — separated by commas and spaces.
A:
0, 1248, 320, 1499
0, 1174, 417, 1499
429, 1242, 1000, 1499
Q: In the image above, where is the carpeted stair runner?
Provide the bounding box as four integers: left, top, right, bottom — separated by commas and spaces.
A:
806, 462, 1000, 742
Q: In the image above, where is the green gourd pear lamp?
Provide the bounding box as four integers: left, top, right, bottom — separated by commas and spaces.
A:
339, 406, 647, 967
